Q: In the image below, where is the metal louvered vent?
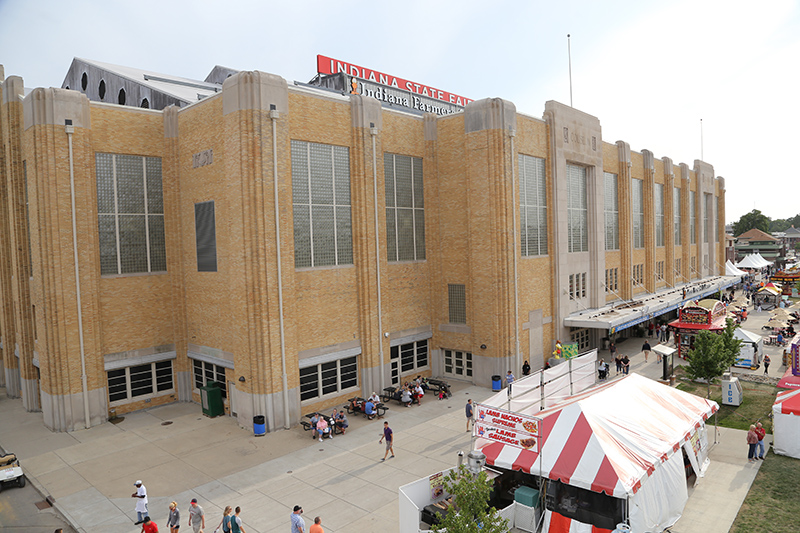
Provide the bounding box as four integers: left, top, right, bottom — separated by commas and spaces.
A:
195, 201, 218, 272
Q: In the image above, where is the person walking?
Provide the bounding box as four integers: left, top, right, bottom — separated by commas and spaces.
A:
132, 480, 148, 525
522, 360, 531, 376
380, 421, 394, 461
764, 354, 771, 375
746, 425, 758, 462
642, 340, 651, 363
167, 502, 180, 533
230, 506, 245, 533
188, 498, 205, 533
309, 516, 324, 533
755, 422, 766, 460
506, 370, 515, 386
141, 517, 159, 533
465, 399, 474, 432
291, 506, 305, 533
215, 506, 232, 533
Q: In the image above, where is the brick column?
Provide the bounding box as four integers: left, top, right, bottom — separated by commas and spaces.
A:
617, 142, 632, 300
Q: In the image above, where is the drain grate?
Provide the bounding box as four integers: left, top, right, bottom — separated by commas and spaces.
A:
35, 500, 52, 510
161, 421, 173, 426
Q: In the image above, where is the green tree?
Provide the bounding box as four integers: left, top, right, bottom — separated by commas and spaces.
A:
685, 323, 739, 398
720, 318, 743, 367
433, 464, 510, 533
733, 209, 771, 236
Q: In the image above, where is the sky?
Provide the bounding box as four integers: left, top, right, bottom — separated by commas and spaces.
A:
1, 0, 798, 223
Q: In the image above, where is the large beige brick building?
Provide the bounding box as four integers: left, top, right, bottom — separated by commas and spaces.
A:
0, 60, 729, 432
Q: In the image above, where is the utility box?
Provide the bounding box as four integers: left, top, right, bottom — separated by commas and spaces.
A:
201, 383, 224, 417
514, 486, 540, 507
721, 373, 743, 406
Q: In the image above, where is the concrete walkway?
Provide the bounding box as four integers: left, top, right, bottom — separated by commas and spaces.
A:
2, 307, 780, 533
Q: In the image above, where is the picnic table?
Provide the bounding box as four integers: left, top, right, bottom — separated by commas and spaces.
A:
345, 397, 387, 418
300, 413, 341, 436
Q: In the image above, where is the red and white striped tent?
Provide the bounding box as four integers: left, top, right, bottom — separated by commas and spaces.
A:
476, 373, 718, 532
773, 388, 800, 458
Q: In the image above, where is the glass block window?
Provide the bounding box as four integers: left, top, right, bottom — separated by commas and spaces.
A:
519, 154, 548, 256
384, 153, 425, 262
604, 172, 619, 251
569, 273, 587, 299
655, 183, 664, 247
567, 164, 588, 253
194, 201, 217, 272
444, 349, 473, 378
107, 360, 174, 404
675, 258, 682, 279
690, 191, 696, 244
291, 140, 353, 268
391, 339, 429, 375
633, 264, 643, 286
299, 356, 358, 402
448, 284, 466, 324
674, 187, 682, 245
632, 179, 644, 249
96, 153, 166, 275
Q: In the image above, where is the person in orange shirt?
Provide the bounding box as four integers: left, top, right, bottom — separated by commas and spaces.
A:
310, 516, 324, 533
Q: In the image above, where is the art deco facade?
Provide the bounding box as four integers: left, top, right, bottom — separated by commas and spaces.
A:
0, 62, 727, 432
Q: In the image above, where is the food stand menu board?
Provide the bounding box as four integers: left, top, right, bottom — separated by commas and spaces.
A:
473, 403, 541, 452
429, 471, 445, 499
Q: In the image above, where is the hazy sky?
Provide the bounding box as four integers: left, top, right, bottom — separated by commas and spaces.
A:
2, 0, 797, 223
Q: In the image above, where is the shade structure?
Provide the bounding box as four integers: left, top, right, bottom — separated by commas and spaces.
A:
725, 260, 746, 276
736, 254, 764, 269
773, 389, 800, 458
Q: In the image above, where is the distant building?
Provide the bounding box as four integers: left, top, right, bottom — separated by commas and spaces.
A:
783, 226, 800, 251
734, 228, 782, 263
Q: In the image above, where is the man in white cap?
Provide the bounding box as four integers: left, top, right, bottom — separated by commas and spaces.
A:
131, 480, 148, 524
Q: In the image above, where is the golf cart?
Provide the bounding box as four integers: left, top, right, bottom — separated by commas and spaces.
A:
0, 452, 25, 492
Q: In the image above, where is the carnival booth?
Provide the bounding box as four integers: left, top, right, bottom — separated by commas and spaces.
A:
474, 374, 718, 533
777, 333, 800, 390
669, 299, 726, 359
755, 284, 782, 310
772, 388, 800, 459
732, 328, 763, 369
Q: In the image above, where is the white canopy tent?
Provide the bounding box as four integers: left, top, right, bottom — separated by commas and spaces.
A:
733, 328, 763, 367
735, 254, 764, 269
725, 260, 746, 277
754, 253, 773, 267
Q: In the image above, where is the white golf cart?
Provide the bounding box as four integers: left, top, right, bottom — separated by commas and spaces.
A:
0, 452, 25, 492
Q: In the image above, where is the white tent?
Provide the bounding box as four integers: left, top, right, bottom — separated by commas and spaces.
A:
735, 254, 763, 269
754, 253, 773, 267
733, 328, 763, 367
725, 260, 746, 277
773, 389, 800, 458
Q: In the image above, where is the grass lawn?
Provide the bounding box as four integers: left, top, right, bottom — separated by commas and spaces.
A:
673, 366, 800, 532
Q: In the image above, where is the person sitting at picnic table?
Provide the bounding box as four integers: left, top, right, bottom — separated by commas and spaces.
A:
364, 399, 376, 419
368, 391, 381, 405
335, 410, 349, 434
415, 383, 425, 405
316, 415, 331, 441
401, 387, 412, 407
777, 331, 785, 346
309, 413, 320, 440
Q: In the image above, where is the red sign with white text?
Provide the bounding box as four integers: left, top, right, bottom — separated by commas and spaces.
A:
317, 55, 473, 107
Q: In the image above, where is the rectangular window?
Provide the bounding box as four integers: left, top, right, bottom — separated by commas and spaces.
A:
299, 356, 358, 402
703, 193, 711, 244
569, 273, 587, 299
632, 179, 644, 249
107, 360, 174, 404
444, 349, 473, 378
391, 339, 429, 375
520, 154, 548, 256
195, 201, 217, 272
656, 261, 665, 281
448, 284, 466, 324
567, 165, 588, 253
690, 191, 696, 244
674, 187, 682, 245
633, 264, 643, 286
655, 183, 664, 247
192, 359, 228, 399
96, 153, 166, 275
675, 258, 682, 279
291, 140, 352, 268
570, 328, 590, 351
385, 153, 425, 262
604, 172, 619, 250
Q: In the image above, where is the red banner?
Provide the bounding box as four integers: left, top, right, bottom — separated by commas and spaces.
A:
317, 55, 473, 107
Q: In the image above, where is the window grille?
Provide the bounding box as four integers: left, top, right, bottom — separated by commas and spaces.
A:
385, 153, 425, 261
604, 172, 619, 250
299, 356, 358, 402
448, 284, 467, 324
674, 187, 681, 244
520, 155, 548, 256
632, 179, 644, 249
567, 165, 588, 252
108, 360, 174, 404
195, 201, 217, 272
655, 183, 664, 247
391, 339, 429, 375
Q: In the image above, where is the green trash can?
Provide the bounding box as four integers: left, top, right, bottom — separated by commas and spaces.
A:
201, 382, 224, 417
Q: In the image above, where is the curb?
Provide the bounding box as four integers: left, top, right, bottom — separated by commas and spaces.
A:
23, 464, 87, 533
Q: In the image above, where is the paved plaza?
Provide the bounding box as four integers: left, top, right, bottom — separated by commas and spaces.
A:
0, 306, 786, 533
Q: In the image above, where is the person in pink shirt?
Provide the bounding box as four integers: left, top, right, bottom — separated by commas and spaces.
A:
315, 416, 331, 442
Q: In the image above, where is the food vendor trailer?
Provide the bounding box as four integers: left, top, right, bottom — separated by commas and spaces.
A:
669, 299, 726, 359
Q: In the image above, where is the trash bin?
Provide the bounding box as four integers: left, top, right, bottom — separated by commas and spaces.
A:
492, 375, 502, 392
253, 415, 266, 436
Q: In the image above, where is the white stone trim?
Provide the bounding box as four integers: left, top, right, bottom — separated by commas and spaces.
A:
105, 350, 177, 371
